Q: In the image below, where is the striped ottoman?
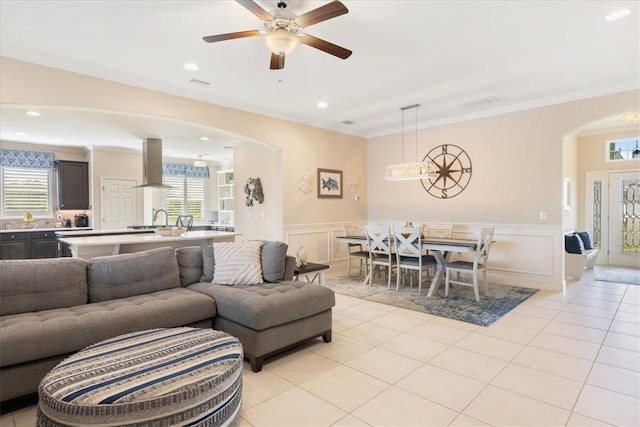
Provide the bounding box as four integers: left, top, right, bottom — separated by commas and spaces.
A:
37, 328, 243, 427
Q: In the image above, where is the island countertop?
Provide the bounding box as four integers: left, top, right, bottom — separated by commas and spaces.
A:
59, 230, 239, 259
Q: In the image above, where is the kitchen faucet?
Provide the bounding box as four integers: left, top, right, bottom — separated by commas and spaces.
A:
153, 209, 169, 228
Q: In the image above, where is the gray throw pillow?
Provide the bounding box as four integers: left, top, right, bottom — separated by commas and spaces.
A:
201, 244, 215, 282
261, 241, 288, 282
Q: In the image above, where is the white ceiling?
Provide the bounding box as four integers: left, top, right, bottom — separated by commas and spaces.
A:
0, 0, 638, 160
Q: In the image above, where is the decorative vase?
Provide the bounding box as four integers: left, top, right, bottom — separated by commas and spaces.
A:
296, 246, 308, 268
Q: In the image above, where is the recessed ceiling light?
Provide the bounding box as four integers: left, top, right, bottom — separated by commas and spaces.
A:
317, 101, 328, 108
606, 9, 630, 21
25, 111, 41, 116
183, 62, 199, 71
200, 137, 210, 141
15, 132, 27, 136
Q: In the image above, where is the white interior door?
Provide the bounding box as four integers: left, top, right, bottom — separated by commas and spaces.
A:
101, 178, 137, 230
609, 171, 640, 267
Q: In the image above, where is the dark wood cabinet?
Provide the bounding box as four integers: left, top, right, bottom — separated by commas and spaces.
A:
0, 232, 30, 260
31, 231, 58, 259
57, 160, 89, 210
1, 231, 60, 259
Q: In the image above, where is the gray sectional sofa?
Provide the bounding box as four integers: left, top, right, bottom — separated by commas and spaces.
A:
0, 242, 335, 403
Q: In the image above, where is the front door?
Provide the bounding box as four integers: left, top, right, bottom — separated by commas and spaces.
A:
101, 178, 137, 230
609, 171, 640, 267
585, 170, 640, 267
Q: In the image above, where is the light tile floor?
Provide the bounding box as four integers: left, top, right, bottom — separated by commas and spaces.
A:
1, 265, 639, 427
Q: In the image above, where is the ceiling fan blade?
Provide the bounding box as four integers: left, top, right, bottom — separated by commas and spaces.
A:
296, 0, 348, 27
236, 0, 272, 21
203, 30, 261, 43
270, 52, 285, 70
300, 34, 352, 59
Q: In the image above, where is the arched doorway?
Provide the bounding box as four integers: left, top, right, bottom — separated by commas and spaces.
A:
564, 113, 640, 269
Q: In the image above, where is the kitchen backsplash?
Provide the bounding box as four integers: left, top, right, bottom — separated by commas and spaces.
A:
1, 210, 91, 230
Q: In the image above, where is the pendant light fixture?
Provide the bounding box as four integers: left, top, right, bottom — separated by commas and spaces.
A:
193, 155, 207, 167
385, 104, 435, 181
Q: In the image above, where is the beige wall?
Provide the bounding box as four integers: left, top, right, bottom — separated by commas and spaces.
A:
367, 91, 640, 226
233, 142, 282, 241
2, 56, 638, 289
0, 57, 368, 228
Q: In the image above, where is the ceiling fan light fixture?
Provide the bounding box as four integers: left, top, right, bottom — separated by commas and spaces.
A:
265, 28, 299, 55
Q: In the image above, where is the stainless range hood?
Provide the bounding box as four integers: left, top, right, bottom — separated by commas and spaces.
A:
134, 138, 173, 189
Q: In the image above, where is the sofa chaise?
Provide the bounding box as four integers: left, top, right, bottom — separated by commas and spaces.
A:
0, 242, 335, 403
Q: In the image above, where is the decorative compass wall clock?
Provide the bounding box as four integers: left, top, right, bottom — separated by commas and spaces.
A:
421, 144, 472, 199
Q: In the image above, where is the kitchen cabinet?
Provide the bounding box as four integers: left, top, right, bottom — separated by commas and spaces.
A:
0, 232, 30, 260
31, 231, 58, 259
217, 169, 234, 226
57, 160, 89, 210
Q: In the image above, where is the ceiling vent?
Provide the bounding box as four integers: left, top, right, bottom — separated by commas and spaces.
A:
453, 93, 503, 108
189, 78, 211, 86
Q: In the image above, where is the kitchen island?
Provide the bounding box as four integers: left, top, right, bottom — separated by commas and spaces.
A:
58, 230, 238, 259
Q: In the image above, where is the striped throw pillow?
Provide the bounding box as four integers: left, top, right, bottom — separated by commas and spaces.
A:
213, 241, 263, 285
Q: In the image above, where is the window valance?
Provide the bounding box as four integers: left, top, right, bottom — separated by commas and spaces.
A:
163, 162, 210, 178
0, 149, 56, 169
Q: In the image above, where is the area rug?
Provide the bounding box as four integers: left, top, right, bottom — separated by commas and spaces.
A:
324, 276, 538, 327
595, 268, 640, 286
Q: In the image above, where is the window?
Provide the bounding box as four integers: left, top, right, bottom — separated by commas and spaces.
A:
607, 137, 640, 161
1, 166, 53, 218
163, 176, 206, 224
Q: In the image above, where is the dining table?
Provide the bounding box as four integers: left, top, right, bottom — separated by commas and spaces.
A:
336, 235, 479, 297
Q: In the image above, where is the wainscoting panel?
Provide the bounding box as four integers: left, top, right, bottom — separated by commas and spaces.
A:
283, 222, 564, 291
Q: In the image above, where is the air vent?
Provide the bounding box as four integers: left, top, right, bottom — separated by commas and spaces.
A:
453, 93, 503, 108
341, 120, 355, 125
189, 79, 211, 86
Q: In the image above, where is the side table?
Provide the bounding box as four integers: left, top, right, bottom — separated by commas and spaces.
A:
294, 262, 330, 285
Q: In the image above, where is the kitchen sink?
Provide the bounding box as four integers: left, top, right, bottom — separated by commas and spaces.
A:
126, 225, 160, 229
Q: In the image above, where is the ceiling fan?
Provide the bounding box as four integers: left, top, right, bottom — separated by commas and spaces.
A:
203, 0, 352, 70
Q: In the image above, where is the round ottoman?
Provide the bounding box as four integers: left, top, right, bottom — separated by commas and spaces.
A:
37, 327, 243, 427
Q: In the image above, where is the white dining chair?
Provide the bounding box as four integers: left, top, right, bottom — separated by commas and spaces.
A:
427, 224, 454, 238
445, 227, 495, 301
366, 225, 397, 289
342, 224, 369, 278
393, 226, 436, 295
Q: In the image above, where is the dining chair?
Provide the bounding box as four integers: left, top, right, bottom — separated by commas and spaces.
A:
366, 225, 397, 289
342, 224, 369, 278
427, 224, 454, 238
393, 226, 436, 295
445, 227, 495, 301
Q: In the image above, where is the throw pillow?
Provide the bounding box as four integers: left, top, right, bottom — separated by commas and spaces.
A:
261, 241, 288, 282
565, 233, 585, 254
201, 244, 215, 282
213, 241, 263, 285
576, 231, 593, 250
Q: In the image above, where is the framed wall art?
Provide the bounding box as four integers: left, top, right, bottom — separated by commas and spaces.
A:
317, 168, 342, 198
